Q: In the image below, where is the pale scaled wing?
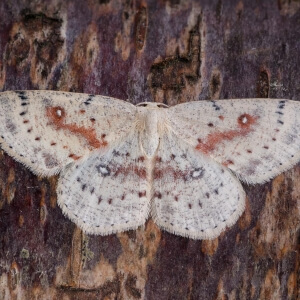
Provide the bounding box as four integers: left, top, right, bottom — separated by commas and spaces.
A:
0, 91, 136, 176
168, 99, 300, 183
57, 132, 150, 235
151, 132, 245, 239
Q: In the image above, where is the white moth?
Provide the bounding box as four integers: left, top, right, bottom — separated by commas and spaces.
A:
0, 90, 299, 239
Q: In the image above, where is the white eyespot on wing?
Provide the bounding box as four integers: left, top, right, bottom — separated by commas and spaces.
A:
0, 90, 136, 176
151, 132, 245, 240
57, 132, 150, 235
168, 99, 300, 184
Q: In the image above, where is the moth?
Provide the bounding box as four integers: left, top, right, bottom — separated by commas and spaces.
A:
0, 90, 299, 239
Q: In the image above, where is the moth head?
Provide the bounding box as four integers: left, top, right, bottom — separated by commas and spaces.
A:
136, 102, 169, 109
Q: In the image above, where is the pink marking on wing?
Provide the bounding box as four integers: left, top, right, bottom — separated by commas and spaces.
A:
46, 106, 107, 149
196, 114, 259, 154
222, 159, 234, 167
113, 165, 147, 179
154, 166, 188, 181
69, 153, 82, 160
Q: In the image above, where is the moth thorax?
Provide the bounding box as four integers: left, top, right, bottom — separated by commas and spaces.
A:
139, 110, 160, 157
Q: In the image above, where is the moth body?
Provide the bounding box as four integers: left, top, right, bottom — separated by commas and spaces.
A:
136, 103, 169, 157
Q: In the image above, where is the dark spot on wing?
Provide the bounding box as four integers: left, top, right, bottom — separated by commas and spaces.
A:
43, 153, 59, 168
155, 156, 162, 163
5, 120, 16, 133
84, 94, 95, 105
154, 192, 162, 199
15, 91, 28, 100
225, 160, 234, 166
138, 191, 146, 198
212, 101, 221, 110
112, 150, 120, 156
69, 154, 81, 160
278, 101, 285, 109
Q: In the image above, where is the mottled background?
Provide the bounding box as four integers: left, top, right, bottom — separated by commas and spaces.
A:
0, 0, 299, 299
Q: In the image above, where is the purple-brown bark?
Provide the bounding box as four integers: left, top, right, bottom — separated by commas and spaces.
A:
0, 1, 299, 299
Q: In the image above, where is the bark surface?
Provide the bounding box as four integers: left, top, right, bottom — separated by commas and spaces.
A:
0, 1, 299, 299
